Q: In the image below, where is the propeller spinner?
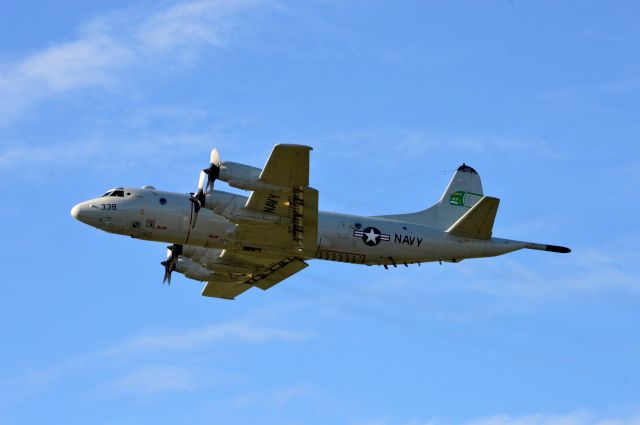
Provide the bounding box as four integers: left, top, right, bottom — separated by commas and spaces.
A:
190, 148, 220, 229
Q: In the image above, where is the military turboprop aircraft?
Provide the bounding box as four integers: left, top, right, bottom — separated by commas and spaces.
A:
71, 144, 570, 300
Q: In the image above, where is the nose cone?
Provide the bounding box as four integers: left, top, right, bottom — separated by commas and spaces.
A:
71, 202, 93, 225
70, 204, 81, 220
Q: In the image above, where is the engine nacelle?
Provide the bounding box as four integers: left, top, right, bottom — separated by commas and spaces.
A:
219, 161, 287, 192
222, 208, 288, 226
201, 258, 255, 274
219, 161, 260, 190
203, 190, 245, 214
181, 246, 257, 274
175, 257, 248, 282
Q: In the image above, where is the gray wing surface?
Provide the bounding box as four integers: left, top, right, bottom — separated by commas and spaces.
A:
195, 248, 308, 299
202, 280, 253, 300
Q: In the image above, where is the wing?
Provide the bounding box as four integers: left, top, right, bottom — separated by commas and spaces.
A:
202, 280, 253, 300
218, 249, 308, 290
175, 245, 308, 300
236, 144, 319, 255
255, 144, 311, 187
173, 145, 318, 300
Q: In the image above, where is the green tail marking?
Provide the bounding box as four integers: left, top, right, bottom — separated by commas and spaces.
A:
449, 191, 483, 208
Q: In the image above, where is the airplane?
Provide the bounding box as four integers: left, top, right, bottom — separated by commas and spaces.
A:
71, 144, 570, 300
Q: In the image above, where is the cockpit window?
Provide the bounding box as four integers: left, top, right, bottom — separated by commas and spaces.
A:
101, 188, 125, 197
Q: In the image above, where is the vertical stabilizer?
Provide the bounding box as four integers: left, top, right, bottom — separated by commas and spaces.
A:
377, 164, 484, 230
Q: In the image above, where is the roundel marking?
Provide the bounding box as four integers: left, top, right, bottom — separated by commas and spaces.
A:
361, 227, 382, 246
352, 226, 391, 246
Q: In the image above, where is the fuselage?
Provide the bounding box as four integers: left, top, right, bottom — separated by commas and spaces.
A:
71, 186, 528, 266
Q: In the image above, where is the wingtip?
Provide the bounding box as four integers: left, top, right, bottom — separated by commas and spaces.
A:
274, 143, 313, 151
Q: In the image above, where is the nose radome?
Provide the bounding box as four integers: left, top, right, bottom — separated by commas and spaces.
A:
71, 203, 91, 223
70, 204, 81, 220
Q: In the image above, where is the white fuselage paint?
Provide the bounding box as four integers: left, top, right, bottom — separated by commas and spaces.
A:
71, 187, 529, 266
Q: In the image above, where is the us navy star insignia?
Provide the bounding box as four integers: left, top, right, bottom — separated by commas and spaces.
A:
353, 226, 391, 246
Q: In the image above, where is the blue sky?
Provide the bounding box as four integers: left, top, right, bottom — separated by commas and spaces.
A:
1, 1, 639, 424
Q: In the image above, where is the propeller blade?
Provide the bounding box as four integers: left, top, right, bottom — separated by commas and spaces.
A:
190, 171, 208, 229
190, 148, 221, 228
162, 247, 173, 285
161, 245, 182, 285
210, 148, 220, 167
162, 261, 172, 285
205, 148, 221, 193
191, 209, 200, 229
197, 170, 206, 194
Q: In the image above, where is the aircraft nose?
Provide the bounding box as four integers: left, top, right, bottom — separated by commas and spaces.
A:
70, 204, 81, 219
71, 202, 92, 224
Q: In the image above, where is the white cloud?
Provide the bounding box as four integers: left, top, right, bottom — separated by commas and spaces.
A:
136, 0, 257, 53
101, 364, 197, 397
0, 34, 129, 124
0, 141, 104, 170
356, 411, 640, 425
101, 321, 306, 357
442, 411, 640, 425
0, 0, 262, 126
0, 130, 220, 172
0, 320, 305, 405
0, 365, 64, 407
231, 384, 317, 407
538, 78, 640, 100
458, 412, 598, 425
311, 127, 561, 166
455, 241, 640, 299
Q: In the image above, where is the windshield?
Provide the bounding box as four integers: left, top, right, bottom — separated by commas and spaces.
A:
101, 188, 125, 197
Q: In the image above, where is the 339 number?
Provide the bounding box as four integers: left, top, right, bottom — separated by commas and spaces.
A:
101, 204, 117, 210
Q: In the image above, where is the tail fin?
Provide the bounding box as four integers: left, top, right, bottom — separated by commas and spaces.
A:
378, 164, 485, 230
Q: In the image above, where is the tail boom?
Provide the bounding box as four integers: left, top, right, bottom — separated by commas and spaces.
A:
524, 242, 571, 254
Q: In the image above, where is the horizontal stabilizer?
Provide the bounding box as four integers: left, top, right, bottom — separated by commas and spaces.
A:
446, 196, 500, 240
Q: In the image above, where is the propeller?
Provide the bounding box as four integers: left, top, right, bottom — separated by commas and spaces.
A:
190, 148, 221, 229
161, 244, 183, 285
206, 149, 220, 192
